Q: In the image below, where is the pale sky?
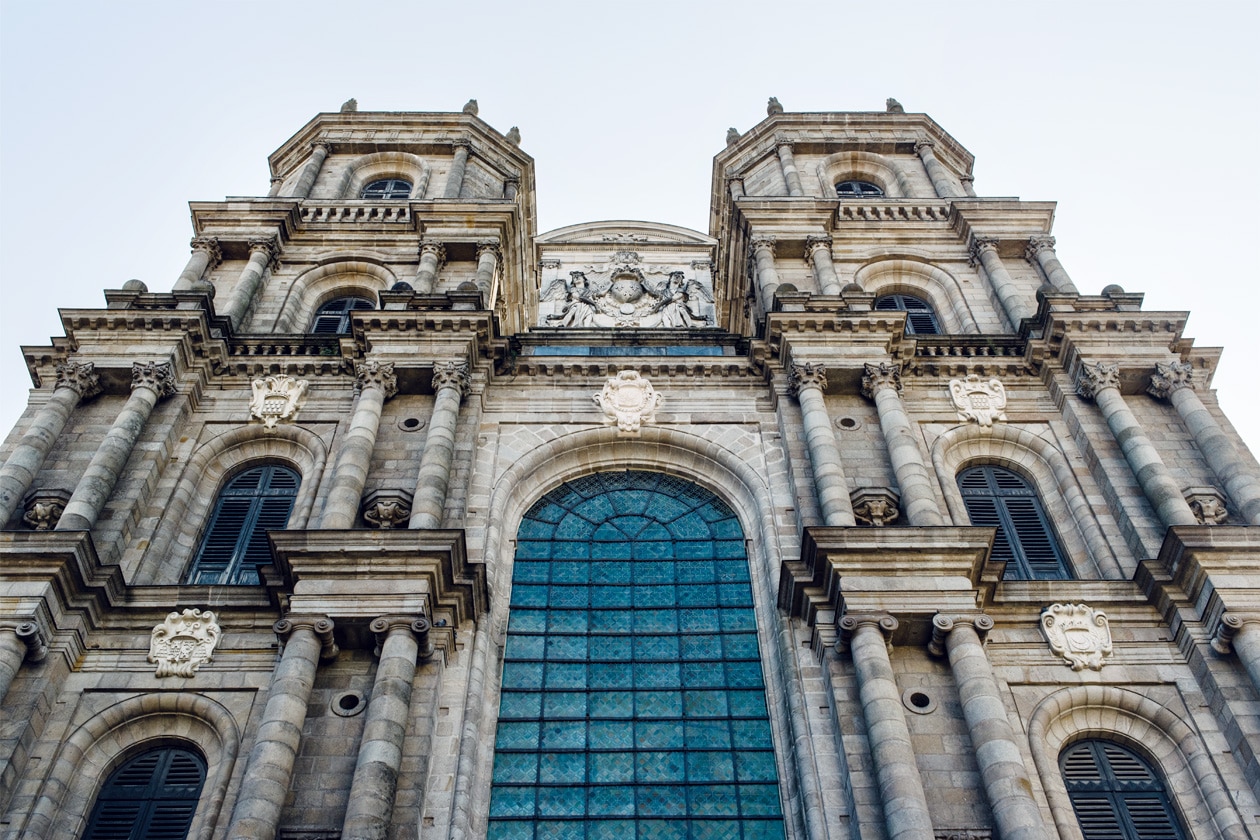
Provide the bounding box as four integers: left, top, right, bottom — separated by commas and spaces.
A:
2, 1, 1257, 463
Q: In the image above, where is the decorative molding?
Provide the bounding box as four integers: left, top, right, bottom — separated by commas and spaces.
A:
861, 362, 903, 399
21, 488, 72, 531
1184, 486, 1229, 525
1075, 361, 1121, 401
949, 374, 1008, 427
148, 608, 221, 678
131, 361, 177, 398
431, 360, 471, 397
594, 370, 662, 435
1147, 360, 1194, 400
851, 487, 900, 527
362, 488, 413, 529
355, 360, 398, 399
249, 373, 309, 430
1040, 603, 1112, 671
789, 362, 827, 396
54, 360, 101, 399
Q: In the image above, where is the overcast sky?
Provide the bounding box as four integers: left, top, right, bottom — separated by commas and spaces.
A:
2, 1, 1257, 461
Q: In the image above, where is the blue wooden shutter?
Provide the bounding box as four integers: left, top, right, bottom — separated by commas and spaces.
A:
85, 747, 205, 840
188, 465, 299, 585
958, 465, 1070, 580
1062, 741, 1185, 840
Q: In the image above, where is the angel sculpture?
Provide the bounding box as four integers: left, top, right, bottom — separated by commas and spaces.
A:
543, 271, 598, 327
652, 271, 713, 328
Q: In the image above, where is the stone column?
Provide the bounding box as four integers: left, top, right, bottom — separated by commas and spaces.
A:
915, 139, 961, 198
318, 361, 398, 530
474, 240, 500, 305
776, 138, 805, 196
839, 613, 934, 840
342, 616, 431, 840
960, 174, 977, 197
221, 236, 279, 331
442, 140, 471, 199
805, 235, 842, 295
0, 621, 47, 706
0, 361, 100, 526
1149, 361, 1260, 525
751, 235, 780, 314
931, 614, 1049, 840
414, 241, 445, 294
56, 361, 176, 532
503, 177, 520, 201
1077, 362, 1198, 528
1212, 614, 1260, 697
409, 361, 471, 529
267, 176, 284, 197
790, 363, 857, 526
1024, 235, 1078, 294
291, 142, 330, 199
226, 616, 337, 840
727, 175, 745, 201
861, 363, 944, 526
172, 236, 222, 291
970, 236, 1033, 328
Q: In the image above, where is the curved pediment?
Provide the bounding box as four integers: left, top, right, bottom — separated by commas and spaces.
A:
536, 220, 716, 247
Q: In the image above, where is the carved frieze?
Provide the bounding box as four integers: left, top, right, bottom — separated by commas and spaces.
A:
1040, 603, 1112, 671
541, 262, 714, 329
250, 374, 309, 430
149, 608, 221, 678
594, 371, 662, 435
949, 375, 1008, 427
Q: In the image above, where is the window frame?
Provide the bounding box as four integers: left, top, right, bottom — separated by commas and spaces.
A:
310, 295, 375, 335
873, 292, 942, 335
957, 464, 1071, 580
1060, 739, 1187, 840
186, 464, 300, 586
360, 178, 413, 200
84, 746, 206, 840
834, 179, 884, 198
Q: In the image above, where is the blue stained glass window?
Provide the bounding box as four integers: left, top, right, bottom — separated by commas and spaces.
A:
489, 471, 785, 838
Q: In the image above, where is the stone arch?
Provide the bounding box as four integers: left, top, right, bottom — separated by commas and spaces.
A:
931, 423, 1123, 578
19, 692, 241, 840
853, 257, 980, 334
455, 425, 817, 840
335, 151, 431, 200
1028, 685, 1249, 840
817, 150, 913, 198
139, 423, 328, 584
272, 258, 398, 333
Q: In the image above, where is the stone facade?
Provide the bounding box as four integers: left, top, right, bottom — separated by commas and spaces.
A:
1, 103, 1259, 840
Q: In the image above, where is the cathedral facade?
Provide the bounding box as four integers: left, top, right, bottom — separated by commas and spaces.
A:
2, 101, 1259, 840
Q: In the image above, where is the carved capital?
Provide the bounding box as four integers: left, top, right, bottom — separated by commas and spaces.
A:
369, 615, 432, 658
131, 361, 176, 398
274, 615, 339, 662
929, 612, 994, 657
1024, 235, 1056, 263
1075, 361, 1121, 401
804, 235, 834, 261
837, 612, 898, 654
749, 235, 777, 257
451, 137, 472, 153
310, 141, 331, 156
476, 239, 502, 262
861, 362, 902, 400
1210, 612, 1260, 655
190, 235, 222, 266
1147, 361, 1194, 400
355, 360, 398, 399
418, 240, 447, 266
54, 361, 101, 399
968, 236, 999, 268
914, 138, 936, 156
789, 362, 827, 396
248, 235, 279, 260
5, 620, 49, 663
431, 360, 471, 397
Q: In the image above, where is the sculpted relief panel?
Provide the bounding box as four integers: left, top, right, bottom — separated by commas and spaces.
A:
539, 254, 714, 328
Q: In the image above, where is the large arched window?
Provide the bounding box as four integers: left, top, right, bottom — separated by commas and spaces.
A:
957, 465, 1070, 580
360, 178, 413, 200
489, 471, 785, 839
874, 293, 941, 335
310, 296, 374, 335
1061, 740, 1186, 840
186, 465, 299, 585
84, 746, 205, 840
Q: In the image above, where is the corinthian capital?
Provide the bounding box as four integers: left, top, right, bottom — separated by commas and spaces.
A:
190, 236, 222, 265
248, 235, 280, 268
476, 239, 502, 261
418, 240, 447, 266
968, 236, 999, 267
431, 360, 471, 396
861, 362, 902, 400
913, 138, 936, 156
804, 235, 833, 261
355, 360, 398, 399
54, 361, 101, 399
1147, 361, 1194, 401
1024, 235, 1056, 262
749, 235, 777, 256
789, 362, 827, 396
131, 361, 177, 398
1076, 361, 1121, 401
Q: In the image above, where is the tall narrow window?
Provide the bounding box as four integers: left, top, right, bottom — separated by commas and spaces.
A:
360, 178, 413, 200
874, 293, 941, 335
957, 465, 1070, 580
187, 465, 299, 585
310, 296, 374, 335
84, 747, 205, 840
1061, 740, 1186, 840
489, 471, 785, 839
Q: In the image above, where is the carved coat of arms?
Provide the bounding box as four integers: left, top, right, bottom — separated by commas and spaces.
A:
949, 375, 1008, 427
1040, 603, 1112, 670
541, 264, 714, 329
148, 608, 222, 677
250, 374, 309, 430
594, 371, 663, 435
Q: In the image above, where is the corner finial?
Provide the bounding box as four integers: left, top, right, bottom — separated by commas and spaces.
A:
505, 126, 521, 144
462, 98, 479, 115
726, 127, 741, 146
340, 98, 358, 113
886, 97, 904, 113
766, 96, 783, 115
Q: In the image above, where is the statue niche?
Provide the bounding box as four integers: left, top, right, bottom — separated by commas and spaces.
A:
542, 266, 713, 329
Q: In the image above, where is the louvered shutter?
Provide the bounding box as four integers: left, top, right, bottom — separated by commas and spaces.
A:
85, 748, 205, 840
311, 296, 374, 335
1062, 741, 1185, 840
958, 465, 1070, 580
873, 294, 941, 335
188, 465, 299, 585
